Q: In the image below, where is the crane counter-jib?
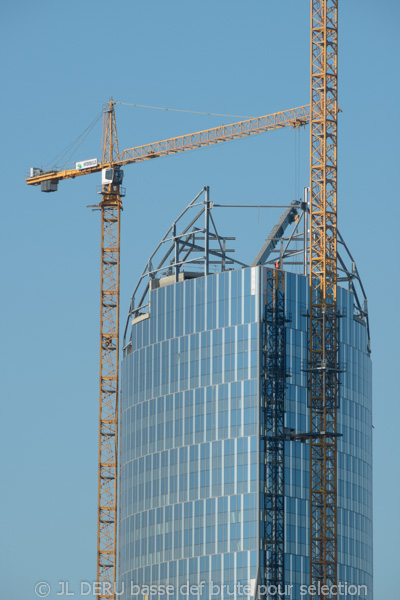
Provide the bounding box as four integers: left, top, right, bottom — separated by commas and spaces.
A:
25, 165, 103, 186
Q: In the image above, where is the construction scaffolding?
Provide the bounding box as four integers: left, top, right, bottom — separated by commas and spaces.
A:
262, 268, 290, 598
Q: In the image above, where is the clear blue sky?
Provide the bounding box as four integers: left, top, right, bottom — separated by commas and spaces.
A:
2, 1, 399, 598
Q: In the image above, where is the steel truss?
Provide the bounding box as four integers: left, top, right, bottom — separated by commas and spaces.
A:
25, 106, 310, 187
252, 195, 370, 351
97, 102, 121, 600
262, 268, 289, 598
309, 0, 339, 596
123, 187, 243, 344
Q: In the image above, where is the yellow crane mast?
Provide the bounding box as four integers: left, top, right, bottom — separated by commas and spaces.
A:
309, 0, 339, 596
26, 104, 308, 599
97, 101, 123, 598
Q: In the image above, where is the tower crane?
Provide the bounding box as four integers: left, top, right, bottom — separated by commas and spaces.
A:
26, 103, 310, 599
308, 0, 339, 596
26, 1, 339, 597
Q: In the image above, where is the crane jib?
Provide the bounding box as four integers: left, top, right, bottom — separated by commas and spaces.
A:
26, 105, 310, 189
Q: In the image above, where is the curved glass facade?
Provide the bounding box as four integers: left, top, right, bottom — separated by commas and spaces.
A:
119, 267, 372, 599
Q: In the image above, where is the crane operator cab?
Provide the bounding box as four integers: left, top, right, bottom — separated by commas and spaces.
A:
102, 167, 124, 187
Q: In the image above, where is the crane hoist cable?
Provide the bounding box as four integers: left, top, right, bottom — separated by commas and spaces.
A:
44, 111, 102, 170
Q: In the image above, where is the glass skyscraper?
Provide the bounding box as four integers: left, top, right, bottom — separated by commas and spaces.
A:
119, 191, 372, 600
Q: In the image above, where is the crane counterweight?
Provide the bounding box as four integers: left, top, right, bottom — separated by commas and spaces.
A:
41, 180, 58, 193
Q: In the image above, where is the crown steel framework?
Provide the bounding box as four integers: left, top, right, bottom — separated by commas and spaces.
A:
26, 1, 339, 598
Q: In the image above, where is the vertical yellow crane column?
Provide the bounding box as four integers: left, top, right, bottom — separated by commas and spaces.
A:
309, 0, 338, 597
97, 100, 122, 599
